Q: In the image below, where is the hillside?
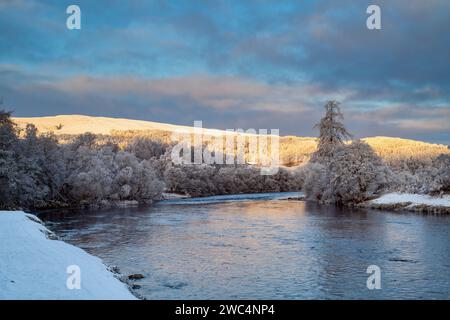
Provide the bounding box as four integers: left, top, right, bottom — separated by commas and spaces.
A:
13, 115, 242, 136
3, 114, 449, 210
13, 115, 450, 167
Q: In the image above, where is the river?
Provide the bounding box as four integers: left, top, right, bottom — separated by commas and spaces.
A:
39, 192, 450, 299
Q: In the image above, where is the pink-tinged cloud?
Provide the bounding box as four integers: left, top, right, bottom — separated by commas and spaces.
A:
44, 74, 342, 113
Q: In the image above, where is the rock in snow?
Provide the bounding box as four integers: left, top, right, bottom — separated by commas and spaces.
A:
128, 274, 145, 280
0, 211, 136, 300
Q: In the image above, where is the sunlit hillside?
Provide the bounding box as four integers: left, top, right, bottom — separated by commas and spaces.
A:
13, 115, 246, 136
13, 115, 450, 167
362, 136, 449, 164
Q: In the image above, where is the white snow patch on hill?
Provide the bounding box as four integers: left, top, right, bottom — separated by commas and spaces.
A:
0, 211, 136, 300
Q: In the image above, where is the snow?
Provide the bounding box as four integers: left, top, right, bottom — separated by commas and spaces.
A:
12, 114, 261, 137
0, 211, 136, 300
370, 193, 450, 207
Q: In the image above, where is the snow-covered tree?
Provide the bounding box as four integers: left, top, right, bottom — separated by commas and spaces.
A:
304, 141, 393, 204
303, 103, 395, 204
0, 109, 20, 208
0, 109, 17, 149
311, 100, 352, 163
328, 140, 393, 204
125, 136, 167, 160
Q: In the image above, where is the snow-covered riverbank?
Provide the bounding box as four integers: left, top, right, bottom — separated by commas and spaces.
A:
0, 211, 136, 300
362, 193, 450, 213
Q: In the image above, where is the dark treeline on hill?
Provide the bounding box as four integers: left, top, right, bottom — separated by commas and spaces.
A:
1, 100, 449, 210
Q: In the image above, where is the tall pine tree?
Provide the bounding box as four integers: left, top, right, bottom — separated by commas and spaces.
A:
311, 100, 352, 163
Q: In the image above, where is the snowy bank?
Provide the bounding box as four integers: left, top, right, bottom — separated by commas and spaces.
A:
0, 211, 136, 300
362, 193, 450, 213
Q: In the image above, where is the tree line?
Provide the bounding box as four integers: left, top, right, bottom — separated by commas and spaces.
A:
0, 110, 301, 210
1, 101, 449, 210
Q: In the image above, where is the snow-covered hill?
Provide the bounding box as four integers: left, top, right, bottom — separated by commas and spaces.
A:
13, 115, 449, 166
13, 115, 448, 148
13, 114, 240, 136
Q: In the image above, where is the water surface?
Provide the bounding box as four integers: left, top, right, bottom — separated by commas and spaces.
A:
39, 192, 450, 299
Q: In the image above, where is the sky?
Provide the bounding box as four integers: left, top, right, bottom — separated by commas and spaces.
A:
0, 0, 449, 144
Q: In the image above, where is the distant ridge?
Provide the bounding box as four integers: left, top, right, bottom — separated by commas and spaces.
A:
13, 114, 202, 135
13, 114, 268, 137
13, 115, 449, 166
13, 115, 448, 146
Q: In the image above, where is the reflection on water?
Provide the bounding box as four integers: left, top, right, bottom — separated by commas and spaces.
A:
39, 194, 450, 299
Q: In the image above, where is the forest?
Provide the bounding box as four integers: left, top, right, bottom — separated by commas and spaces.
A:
0, 101, 449, 210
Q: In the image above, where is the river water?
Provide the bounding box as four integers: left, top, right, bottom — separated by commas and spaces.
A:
39, 192, 450, 299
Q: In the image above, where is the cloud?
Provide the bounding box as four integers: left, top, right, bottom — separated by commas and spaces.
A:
46, 74, 344, 113
348, 104, 450, 143
395, 119, 449, 132
0, 1, 449, 144
0, 67, 448, 144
